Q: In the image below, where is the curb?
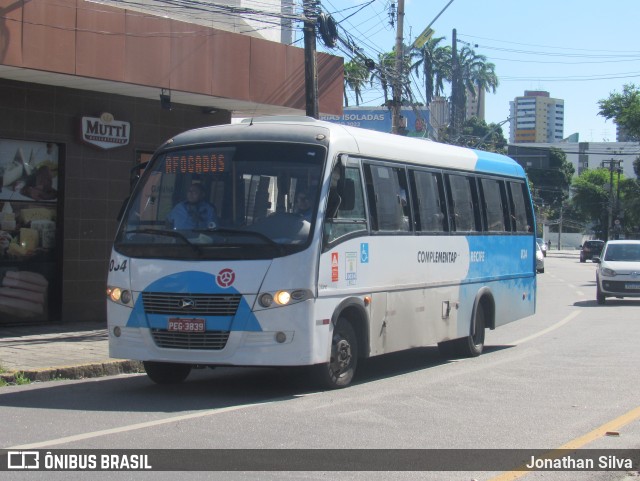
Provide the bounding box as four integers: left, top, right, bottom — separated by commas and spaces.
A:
0, 360, 144, 384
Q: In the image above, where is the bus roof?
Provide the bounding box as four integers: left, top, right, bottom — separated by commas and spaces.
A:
162, 116, 526, 179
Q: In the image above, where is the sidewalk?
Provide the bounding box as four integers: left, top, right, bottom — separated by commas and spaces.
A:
0, 321, 143, 384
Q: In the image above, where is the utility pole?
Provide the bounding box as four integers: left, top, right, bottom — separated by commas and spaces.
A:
602, 158, 622, 240
557, 202, 563, 250
391, 0, 405, 134
303, 0, 319, 119
450, 28, 459, 139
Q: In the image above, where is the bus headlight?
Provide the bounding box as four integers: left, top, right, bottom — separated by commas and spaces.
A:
107, 286, 134, 307
257, 289, 311, 309
259, 293, 274, 307
274, 291, 291, 305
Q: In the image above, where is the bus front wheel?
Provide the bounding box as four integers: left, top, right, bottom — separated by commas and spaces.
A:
313, 319, 358, 389
143, 361, 192, 384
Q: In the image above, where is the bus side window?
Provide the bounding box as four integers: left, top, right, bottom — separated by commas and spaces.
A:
446, 174, 479, 232
410, 169, 447, 233
364, 163, 410, 233
479, 178, 507, 232
508, 181, 534, 233
323, 166, 367, 247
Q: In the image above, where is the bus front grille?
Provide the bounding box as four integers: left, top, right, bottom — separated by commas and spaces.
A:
141, 292, 242, 316
151, 329, 230, 350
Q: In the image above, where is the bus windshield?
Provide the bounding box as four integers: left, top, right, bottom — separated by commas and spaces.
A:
114, 142, 326, 260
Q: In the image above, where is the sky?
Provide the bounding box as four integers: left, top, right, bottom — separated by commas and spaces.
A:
318, 0, 640, 142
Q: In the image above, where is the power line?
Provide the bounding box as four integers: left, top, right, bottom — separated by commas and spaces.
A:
500, 72, 640, 82
459, 34, 640, 55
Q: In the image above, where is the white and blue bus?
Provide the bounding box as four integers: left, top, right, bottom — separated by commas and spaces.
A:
107, 117, 536, 388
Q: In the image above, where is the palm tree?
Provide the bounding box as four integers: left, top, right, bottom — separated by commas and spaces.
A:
410, 37, 451, 105
469, 60, 499, 117
343, 58, 370, 107
369, 51, 396, 106
456, 47, 490, 123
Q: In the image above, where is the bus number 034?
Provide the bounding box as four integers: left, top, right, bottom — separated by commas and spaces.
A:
109, 259, 128, 272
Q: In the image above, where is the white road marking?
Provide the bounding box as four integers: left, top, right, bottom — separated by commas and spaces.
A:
6, 312, 583, 449
512, 310, 581, 345
6, 399, 281, 449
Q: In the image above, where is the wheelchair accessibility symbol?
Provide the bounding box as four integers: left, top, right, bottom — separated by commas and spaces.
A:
360, 243, 369, 264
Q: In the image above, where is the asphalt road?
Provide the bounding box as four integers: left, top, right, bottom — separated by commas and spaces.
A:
1, 250, 639, 481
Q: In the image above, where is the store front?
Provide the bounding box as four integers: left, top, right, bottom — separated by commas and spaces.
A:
0, 0, 342, 326
0, 139, 61, 323
0, 78, 236, 325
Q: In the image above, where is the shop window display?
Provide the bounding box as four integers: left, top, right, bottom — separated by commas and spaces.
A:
0, 139, 60, 324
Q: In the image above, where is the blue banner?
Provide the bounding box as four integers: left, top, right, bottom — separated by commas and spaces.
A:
321, 107, 432, 138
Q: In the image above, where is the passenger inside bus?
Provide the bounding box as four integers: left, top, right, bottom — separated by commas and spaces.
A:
294, 191, 313, 222
167, 182, 218, 230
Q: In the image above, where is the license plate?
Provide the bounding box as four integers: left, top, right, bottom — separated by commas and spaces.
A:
625, 284, 640, 290
168, 318, 205, 333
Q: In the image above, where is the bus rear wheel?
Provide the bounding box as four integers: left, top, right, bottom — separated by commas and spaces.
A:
313, 319, 358, 389
438, 306, 485, 359
143, 361, 192, 384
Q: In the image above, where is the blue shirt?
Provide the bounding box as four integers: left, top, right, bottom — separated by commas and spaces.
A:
168, 201, 217, 229
298, 208, 312, 222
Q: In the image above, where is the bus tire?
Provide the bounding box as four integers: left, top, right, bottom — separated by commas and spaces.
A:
438, 306, 485, 359
313, 318, 358, 389
143, 361, 192, 384
457, 305, 485, 357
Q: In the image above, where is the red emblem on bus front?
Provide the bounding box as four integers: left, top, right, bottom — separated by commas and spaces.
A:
216, 268, 235, 288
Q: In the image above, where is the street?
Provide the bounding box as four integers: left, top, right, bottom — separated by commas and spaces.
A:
1, 250, 639, 481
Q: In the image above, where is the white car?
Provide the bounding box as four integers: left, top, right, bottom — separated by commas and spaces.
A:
536, 237, 547, 257
595, 240, 640, 305
535, 242, 545, 274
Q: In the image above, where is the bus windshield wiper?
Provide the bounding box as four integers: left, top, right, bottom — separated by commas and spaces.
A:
125, 228, 203, 256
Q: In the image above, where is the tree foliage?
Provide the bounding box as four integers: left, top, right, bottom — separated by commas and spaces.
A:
437, 117, 507, 153
342, 38, 499, 139
526, 148, 574, 213
343, 58, 369, 107
571, 167, 640, 237
598, 84, 640, 140
571, 169, 611, 231
455, 47, 498, 120
410, 37, 451, 105
619, 178, 640, 233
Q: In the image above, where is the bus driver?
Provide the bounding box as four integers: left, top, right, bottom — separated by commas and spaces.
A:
167, 182, 217, 230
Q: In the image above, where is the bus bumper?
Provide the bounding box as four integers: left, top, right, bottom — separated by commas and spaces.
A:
107, 301, 331, 367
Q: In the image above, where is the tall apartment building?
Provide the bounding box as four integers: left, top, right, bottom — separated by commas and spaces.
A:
509, 91, 564, 143
428, 96, 450, 136
465, 88, 485, 121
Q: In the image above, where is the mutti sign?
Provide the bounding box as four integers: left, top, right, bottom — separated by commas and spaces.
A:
81, 113, 130, 150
